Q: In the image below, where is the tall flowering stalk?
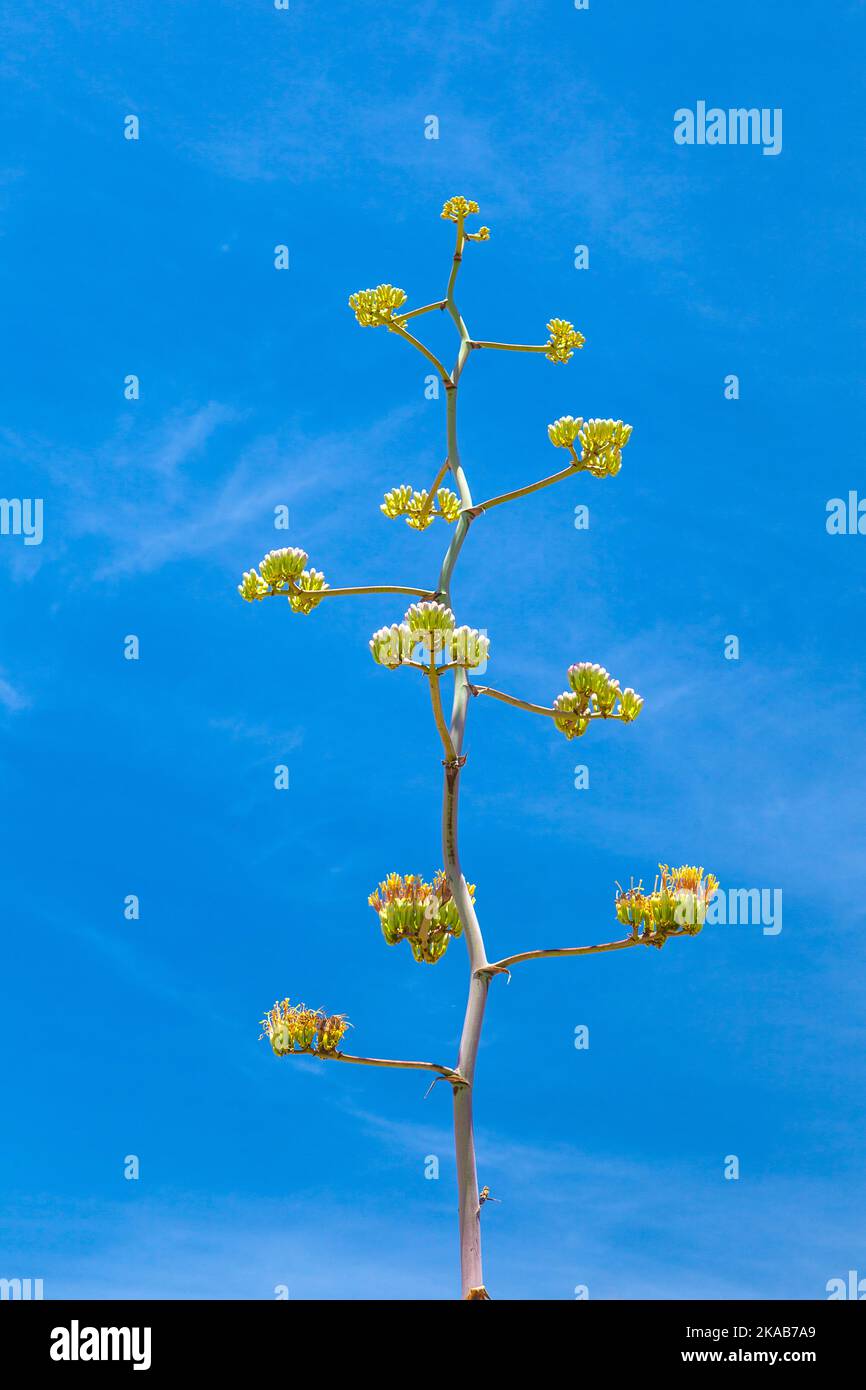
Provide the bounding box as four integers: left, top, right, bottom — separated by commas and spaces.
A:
243, 196, 718, 1299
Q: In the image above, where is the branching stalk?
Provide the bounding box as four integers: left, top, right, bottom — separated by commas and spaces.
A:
469, 340, 549, 354
394, 300, 448, 323
470, 683, 626, 726
428, 669, 457, 763
468, 462, 580, 516
388, 321, 453, 388
253, 199, 664, 1303
285, 580, 439, 602
330, 1051, 466, 1084
483, 937, 638, 974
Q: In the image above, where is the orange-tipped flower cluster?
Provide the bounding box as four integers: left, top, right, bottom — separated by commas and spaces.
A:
615, 864, 720, 948
368, 871, 473, 964
260, 999, 350, 1057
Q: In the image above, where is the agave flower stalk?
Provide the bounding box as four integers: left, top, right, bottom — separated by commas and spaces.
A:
240, 196, 717, 1300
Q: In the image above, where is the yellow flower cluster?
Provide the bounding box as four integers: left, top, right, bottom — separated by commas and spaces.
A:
380, 484, 462, 530
578, 419, 633, 477
544, 318, 585, 364
260, 999, 350, 1056
547, 415, 584, 449
615, 865, 720, 947
369, 602, 489, 669
237, 548, 329, 614
552, 663, 643, 739
289, 568, 327, 614
547, 417, 633, 478
441, 195, 480, 222
348, 283, 407, 327
368, 871, 475, 963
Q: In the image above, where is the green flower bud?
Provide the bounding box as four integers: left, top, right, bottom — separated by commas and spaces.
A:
404, 601, 455, 658
369, 623, 412, 668
238, 569, 268, 602
547, 416, 584, 449
552, 692, 590, 739
567, 663, 633, 718
618, 687, 644, 722
259, 547, 308, 586
446, 625, 489, 669
288, 568, 328, 614
405, 601, 455, 633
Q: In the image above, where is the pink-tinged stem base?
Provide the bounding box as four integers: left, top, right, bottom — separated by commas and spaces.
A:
453, 970, 490, 1294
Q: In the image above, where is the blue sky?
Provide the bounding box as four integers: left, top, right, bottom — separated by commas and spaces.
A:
2, 0, 865, 1300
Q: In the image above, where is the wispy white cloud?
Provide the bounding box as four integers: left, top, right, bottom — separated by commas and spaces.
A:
0, 671, 28, 711
0, 399, 427, 583
344, 1105, 866, 1299
4, 1107, 855, 1299
209, 715, 304, 759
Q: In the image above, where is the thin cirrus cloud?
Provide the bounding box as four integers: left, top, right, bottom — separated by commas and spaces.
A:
1, 400, 426, 582
0, 672, 29, 712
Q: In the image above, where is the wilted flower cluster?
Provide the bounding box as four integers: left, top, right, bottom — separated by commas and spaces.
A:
348, 283, 407, 327
544, 318, 585, 364
380, 484, 462, 530
368, 871, 474, 963
369, 602, 489, 669
260, 999, 351, 1057
238, 548, 329, 614
615, 865, 720, 947
547, 416, 633, 478
552, 663, 644, 739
